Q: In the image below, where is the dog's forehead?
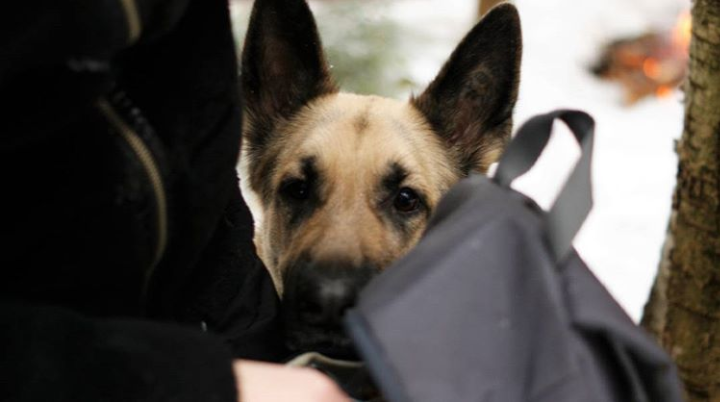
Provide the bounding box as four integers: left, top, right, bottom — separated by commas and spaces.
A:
277, 93, 454, 181
293, 94, 419, 147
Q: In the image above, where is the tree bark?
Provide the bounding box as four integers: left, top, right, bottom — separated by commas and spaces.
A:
478, 0, 506, 18
642, 1, 720, 401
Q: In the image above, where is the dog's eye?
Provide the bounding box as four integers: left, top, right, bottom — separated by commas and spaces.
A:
282, 179, 310, 201
393, 187, 420, 213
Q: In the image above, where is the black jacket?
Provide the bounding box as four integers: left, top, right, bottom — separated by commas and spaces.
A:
0, 1, 286, 400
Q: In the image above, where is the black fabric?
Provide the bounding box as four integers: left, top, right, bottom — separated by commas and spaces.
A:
0, 304, 236, 402
346, 111, 683, 402
180, 185, 286, 361
1, 0, 286, 401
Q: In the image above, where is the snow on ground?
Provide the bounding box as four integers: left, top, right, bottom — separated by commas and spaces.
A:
232, 0, 690, 321
388, 0, 688, 321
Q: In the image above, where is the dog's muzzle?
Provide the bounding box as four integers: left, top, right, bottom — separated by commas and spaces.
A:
283, 258, 377, 358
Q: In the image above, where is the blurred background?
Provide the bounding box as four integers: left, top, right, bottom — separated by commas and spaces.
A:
230, 0, 692, 322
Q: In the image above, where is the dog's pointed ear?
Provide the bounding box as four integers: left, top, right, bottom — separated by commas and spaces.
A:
412, 4, 522, 173
241, 0, 337, 146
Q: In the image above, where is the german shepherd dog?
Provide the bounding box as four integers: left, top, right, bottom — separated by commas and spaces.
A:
240, 0, 522, 357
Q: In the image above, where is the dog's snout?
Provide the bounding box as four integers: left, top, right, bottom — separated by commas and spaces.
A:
300, 276, 357, 326
286, 261, 375, 327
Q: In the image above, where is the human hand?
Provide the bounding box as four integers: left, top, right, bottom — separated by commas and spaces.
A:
233, 359, 351, 402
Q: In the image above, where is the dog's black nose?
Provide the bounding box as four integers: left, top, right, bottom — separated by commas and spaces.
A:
283, 260, 376, 354
301, 274, 360, 326
286, 261, 375, 326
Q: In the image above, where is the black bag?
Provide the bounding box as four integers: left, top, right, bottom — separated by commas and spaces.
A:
345, 110, 683, 402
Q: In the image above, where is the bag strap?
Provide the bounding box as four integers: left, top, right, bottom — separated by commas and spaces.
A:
493, 110, 595, 262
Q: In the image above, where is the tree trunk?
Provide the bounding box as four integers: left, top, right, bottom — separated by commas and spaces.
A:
478, 0, 506, 18
642, 1, 720, 401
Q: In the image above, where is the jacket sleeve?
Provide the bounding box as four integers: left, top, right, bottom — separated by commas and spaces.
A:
173, 185, 288, 362
0, 303, 237, 402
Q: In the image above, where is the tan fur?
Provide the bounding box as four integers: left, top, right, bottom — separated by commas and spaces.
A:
241, 93, 464, 295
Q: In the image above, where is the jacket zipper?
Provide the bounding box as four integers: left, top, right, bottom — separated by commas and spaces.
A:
118, 0, 141, 44
97, 98, 168, 301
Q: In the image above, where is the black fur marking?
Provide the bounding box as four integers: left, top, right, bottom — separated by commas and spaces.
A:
278, 157, 324, 228
412, 4, 522, 172
381, 162, 409, 192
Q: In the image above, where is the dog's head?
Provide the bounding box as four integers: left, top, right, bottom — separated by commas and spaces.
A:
240, 0, 521, 356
